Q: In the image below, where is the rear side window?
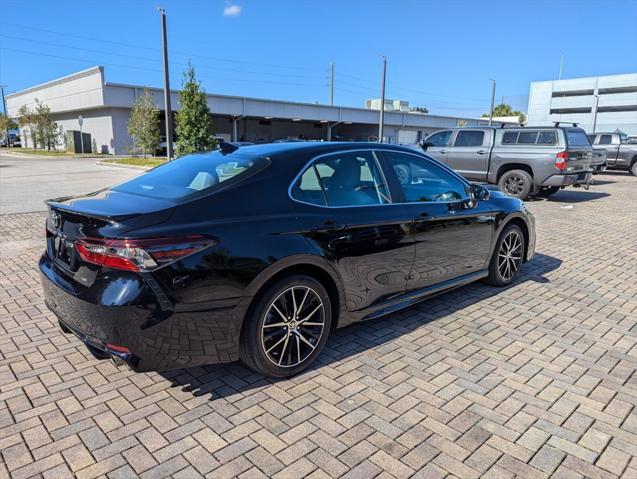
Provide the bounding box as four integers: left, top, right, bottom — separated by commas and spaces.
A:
113, 151, 268, 200
537, 131, 557, 145
427, 131, 452, 146
454, 131, 485, 147
598, 134, 613, 145
517, 131, 539, 144
292, 151, 390, 207
566, 130, 591, 147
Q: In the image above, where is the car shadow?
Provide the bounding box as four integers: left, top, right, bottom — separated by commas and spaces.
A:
541, 190, 610, 203
159, 252, 562, 399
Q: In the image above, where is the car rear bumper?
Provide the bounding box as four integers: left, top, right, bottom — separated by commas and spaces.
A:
39, 253, 242, 371
542, 170, 592, 187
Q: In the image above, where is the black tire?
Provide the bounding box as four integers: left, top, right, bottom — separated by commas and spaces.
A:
631, 161, 637, 176
498, 169, 533, 200
537, 186, 560, 198
240, 275, 332, 378
485, 224, 525, 287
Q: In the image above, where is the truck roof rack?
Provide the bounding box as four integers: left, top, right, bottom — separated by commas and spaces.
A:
553, 122, 579, 127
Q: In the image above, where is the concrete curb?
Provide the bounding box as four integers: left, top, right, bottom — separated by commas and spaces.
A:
95, 161, 152, 171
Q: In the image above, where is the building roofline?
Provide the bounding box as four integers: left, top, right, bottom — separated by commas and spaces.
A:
6, 66, 104, 99
530, 72, 637, 85
105, 80, 482, 122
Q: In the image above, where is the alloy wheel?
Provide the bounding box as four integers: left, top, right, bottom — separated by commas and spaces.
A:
261, 286, 325, 368
504, 175, 525, 196
498, 230, 523, 281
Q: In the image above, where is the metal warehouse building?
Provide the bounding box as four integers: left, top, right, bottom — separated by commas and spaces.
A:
6, 66, 488, 155
527, 73, 637, 135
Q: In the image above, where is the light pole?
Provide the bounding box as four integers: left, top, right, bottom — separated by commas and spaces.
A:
558, 54, 564, 80
78, 115, 84, 153
488, 79, 496, 126
0, 85, 9, 148
158, 8, 174, 160
378, 56, 387, 143
329, 62, 334, 106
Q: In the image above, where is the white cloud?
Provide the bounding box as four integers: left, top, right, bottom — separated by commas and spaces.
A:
223, 4, 241, 17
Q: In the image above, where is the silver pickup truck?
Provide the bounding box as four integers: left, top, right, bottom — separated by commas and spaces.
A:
587, 132, 637, 175
421, 126, 593, 199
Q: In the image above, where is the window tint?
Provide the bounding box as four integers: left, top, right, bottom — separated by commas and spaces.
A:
587, 134, 597, 145
502, 131, 519, 144
566, 130, 591, 147
113, 151, 267, 200
383, 151, 467, 203
454, 130, 485, 147
537, 131, 557, 145
598, 134, 613, 145
517, 131, 539, 144
426, 131, 452, 147
292, 151, 390, 207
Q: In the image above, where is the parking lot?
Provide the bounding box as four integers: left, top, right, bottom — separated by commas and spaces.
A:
1, 165, 636, 478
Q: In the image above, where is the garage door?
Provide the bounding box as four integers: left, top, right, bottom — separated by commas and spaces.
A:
397, 129, 420, 145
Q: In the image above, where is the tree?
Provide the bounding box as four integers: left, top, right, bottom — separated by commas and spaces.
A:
482, 103, 526, 124
410, 106, 429, 114
17, 100, 59, 150
174, 62, 216, 157
128, 88, 160, 157
0, 113, 17, 144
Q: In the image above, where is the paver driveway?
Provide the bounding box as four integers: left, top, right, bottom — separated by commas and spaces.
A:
1, 173, 636, 479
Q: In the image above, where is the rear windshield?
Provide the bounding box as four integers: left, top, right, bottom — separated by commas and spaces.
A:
113, 151, 268, 200
566, 130, 591, 147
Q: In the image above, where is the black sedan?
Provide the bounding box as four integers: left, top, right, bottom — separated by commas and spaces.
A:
39, 142, 535, 377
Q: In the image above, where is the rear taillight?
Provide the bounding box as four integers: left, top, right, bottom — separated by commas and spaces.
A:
555, 151, 569, 171
76, 235, 215, 272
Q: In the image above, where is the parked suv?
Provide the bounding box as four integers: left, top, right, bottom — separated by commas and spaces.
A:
587, 132, 637, 175
421, 125, 593, 199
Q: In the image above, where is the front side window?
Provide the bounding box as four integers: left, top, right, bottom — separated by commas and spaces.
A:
113, 151, 267, 200
454, 130, 485, 147
427, 131, 452, 147
383, 151, 467, 203
598, 134, 612, 145
292, 151, 390, 207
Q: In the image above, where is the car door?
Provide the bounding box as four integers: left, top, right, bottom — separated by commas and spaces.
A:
446, 129, 490, 181
598, 134, 619, 166
379, 150, 495, 292
291, 150, 415, 312
423, 130, 453, 165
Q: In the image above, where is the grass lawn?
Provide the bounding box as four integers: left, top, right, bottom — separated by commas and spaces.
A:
102, 157, 168, 168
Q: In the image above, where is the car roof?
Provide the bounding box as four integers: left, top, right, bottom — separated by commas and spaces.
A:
232, 141, 421, 158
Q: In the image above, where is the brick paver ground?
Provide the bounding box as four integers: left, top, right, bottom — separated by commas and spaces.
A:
1, 173, 636, 479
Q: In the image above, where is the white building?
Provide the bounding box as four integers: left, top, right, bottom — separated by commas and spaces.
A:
527, 73, 637, 135
6, 66, 489, 154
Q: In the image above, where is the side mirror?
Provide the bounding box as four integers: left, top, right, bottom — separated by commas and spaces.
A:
419, 140, 432, 151
469, 184, 490, 202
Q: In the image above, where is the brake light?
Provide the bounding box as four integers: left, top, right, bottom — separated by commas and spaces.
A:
76, 235, 215, 272
555, 151, 569, 171
106, 344, 130, 354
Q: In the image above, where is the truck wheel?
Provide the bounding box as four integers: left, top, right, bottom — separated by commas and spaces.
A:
498, 170, 532, 200
537, 186, 560, 198
631, 161, 637, 176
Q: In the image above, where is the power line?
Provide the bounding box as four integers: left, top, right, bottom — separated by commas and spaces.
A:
0, 47, 328, 89
0, 21, 326, 73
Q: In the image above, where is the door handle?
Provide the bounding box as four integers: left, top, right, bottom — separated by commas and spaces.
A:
476, 150, 487, 155
439, 150, 447, 154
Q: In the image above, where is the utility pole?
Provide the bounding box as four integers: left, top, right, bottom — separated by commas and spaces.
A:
329, 62, 334, 106
591, 94, 600, 133
558, 54, 564, 80
158, 8, 174, 160
0, 85, 9, 148
488, 79, 496, 126
378, 56, 387, 143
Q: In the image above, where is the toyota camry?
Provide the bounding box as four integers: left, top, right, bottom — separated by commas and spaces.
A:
40, 142, 535, 377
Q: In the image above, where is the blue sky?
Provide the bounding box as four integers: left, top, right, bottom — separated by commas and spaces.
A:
1, 0, 636, 117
